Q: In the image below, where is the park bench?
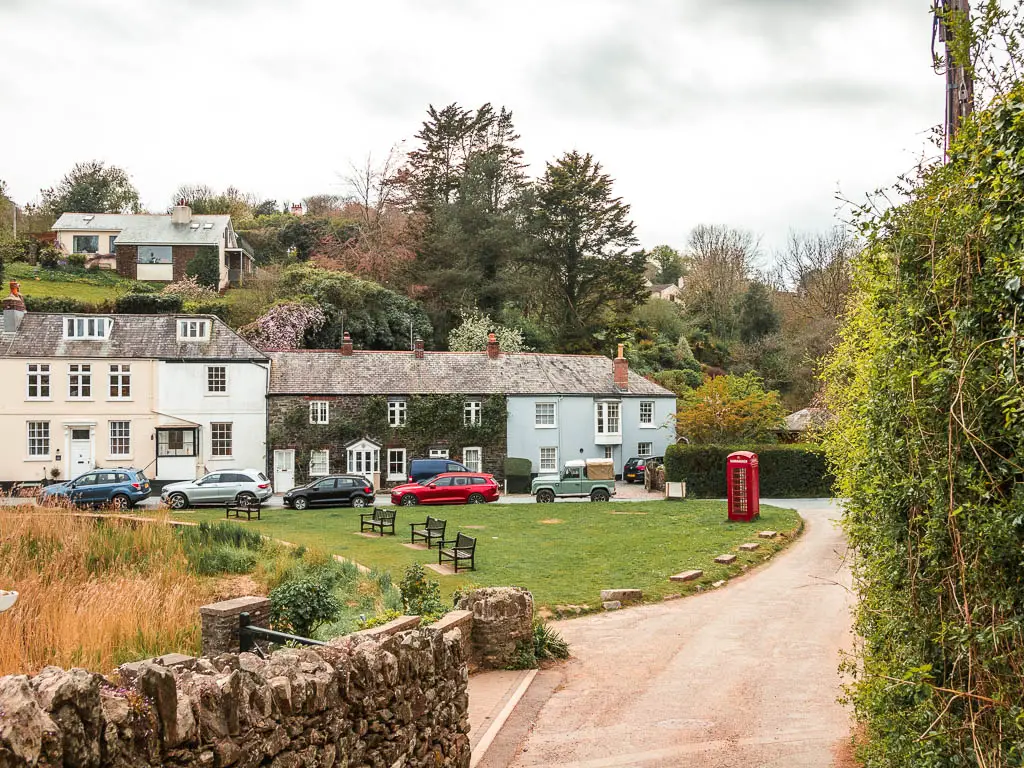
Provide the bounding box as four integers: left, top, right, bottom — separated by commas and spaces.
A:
225, 497, 262, 521
409, 515, 447, 548
360, 507, 396, 536
438, 532, 477, 573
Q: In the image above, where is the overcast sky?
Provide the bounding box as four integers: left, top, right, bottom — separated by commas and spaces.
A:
0, 0, 941, 257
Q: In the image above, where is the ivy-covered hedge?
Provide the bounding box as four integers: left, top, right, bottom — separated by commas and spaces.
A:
663, 444, 832, 498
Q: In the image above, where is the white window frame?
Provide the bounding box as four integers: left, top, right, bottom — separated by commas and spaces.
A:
429, 448, 450, 459
177, 319, 210, 341
387, 448, 407, 481
309, 401, 330, 424
109, 421, 131, 458
26, 364, 51, 400
67, 363, 93, 400
309, 449, 330, 477
535, 401, 557, 428
464, 447, 482, 473
27, 421, 50, 459
604, 445, 614, 460
539, 447, 558, 472
64, 316, 111, 340
638, 442, 653, 457
639, 400, 655, 427
206, 365, 228, 395
596, 400, 622, 436
388, 399, 407, 427
464, 400, 482, 426
211, 422, 233, 457
108, 364, 131, 400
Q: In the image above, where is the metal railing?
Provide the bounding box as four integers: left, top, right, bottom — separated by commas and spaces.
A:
238, 611, 327, 652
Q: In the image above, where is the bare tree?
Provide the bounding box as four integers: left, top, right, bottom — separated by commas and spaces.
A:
682, 224, 760, 338
772, 228, 857, 320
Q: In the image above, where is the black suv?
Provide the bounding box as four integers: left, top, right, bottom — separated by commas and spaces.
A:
623, 456, 664, 484
282, 475, 376, 510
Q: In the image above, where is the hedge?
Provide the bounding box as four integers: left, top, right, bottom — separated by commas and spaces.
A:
24, 296, 113, 314
664, 443, 833, 498
114, 293, 183, 314
503, 457, 533, 493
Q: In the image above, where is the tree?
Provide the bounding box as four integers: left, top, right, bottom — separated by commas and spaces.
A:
682, 224, 757, 339
737, 281, 780, 342
649, 244, 685, 285
303, 194, 345, 217
771, 228, 856, 321
447, 308, 528, 352
526, 151, 646, 351
252, 199, 278, 217
172, 184, 256, 218
41, 161, 141, 217
184, 247, 220, 289
238, 302, 327, 350
675, 373, 785, 443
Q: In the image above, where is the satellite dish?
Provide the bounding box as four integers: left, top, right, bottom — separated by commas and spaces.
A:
0, 590, 18, 613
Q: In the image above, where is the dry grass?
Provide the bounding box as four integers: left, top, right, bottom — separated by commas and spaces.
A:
0, 507, 215, 675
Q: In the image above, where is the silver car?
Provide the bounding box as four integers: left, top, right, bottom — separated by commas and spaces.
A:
161, 468, 273, 510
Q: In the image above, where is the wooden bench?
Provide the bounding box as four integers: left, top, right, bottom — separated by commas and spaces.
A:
409, 515, 447, 548
438, 532, 477, 573
360, 507, 396, 536
225, 497, 262, 521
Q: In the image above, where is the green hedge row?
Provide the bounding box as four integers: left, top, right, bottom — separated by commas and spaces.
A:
664, 444, 833, 498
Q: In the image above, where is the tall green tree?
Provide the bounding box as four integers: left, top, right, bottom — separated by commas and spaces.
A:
42, 161, 141, 217
649, 244, 685, 285
526, 151, 646, 351
737, 281, 780, 342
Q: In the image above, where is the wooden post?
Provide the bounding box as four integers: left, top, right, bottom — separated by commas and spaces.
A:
936, 0, 974, 158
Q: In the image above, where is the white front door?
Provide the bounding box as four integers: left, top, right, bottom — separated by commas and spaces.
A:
70, 428, 93, 476
274, 449, 295, 492
346, 439, 380, 484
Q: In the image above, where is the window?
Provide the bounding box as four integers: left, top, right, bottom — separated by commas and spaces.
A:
64, 317, 110, 339
109, 421, 131, 456
604, 446, 614, 460
68, 364, 92, 399
26, 364, 50, 399
138, 245, 173, 264
639, 401, 655, 426
178, 319, 210, 341
388, 399, 407, 427
464, 447, 482, 473
108, 235, 117, 253
158, 429, 196, 457
388, 448, 407, 481
109, 364, 131, 399
596, 401, 621, 435
429, 448, 449, 459
309, 450, 330, 476
464, 400, 482, 426
206, 366, 227, 394
535, 402, 556, 427
309, 401, 329, 424
539, 447, 558, 472
72, 235, 99, 254
638, 442, 653, 457
433, 476, 453, 487
27, 421, 50, 458
211, 423, 233, 456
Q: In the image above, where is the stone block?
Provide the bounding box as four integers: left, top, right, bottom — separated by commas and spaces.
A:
200, 596, 270, 657
669, 570, 703, 582
739, 543, 760, 552
457, 587, 534, 670
712, 580, 727, 588
349, 615, 421, 642
758, 530, 778, 539
599, 589, 642, 604
714, 554, 737, 565
602, 601, 622, 611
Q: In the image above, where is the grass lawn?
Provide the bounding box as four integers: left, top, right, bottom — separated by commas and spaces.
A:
170, 500, 803, 615
8, 261, 140, 302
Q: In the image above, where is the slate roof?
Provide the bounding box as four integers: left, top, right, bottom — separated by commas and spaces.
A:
51, 213, 136, 231
52, 213, 230, 246
0, 314, 267, 361
268, 351, 675, 397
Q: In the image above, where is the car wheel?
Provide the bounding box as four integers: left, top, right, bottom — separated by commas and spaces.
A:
351, 496, 369, 508
400, 494, 419, 506
110, 494, 131, 511
536, 489, 555, 503
168, 493, 189, 510
467, 493, 486, 504
292, 496, 308, 511
236, 492, 257, 505
590, 488, 610, 503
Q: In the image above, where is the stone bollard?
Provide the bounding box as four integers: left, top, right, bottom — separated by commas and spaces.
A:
199, 595, 270, 656
457, 587, 533, 670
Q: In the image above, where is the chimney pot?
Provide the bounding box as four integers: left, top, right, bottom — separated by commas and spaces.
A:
486, 332, 500, 360
341, 332, 353, 356
414, 338, 425, 359
613, 345, 629, 390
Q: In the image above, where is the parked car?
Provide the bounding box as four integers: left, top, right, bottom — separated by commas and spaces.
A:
161, 469, 272, 510
532, 459, 617, 503
38, 468, 151, 510
408, 459, 471, 483
623, 455, 664, 484
282, 475, 375, 510
390, 473, 500, 506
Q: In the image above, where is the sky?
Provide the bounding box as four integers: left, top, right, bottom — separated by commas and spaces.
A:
0, 0, 943, 257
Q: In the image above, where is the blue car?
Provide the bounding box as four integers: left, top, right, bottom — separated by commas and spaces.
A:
38, 468, 152, 510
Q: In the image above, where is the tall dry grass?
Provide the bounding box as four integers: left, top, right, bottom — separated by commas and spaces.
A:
0, 508, 214, 675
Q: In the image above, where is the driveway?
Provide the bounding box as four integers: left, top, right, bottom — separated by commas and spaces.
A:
503, 499, 853, 768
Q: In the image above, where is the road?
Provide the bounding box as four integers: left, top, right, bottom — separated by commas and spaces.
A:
505, 499, 853, 768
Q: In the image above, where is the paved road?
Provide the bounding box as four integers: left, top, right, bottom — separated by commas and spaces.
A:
508, 499, 853, 768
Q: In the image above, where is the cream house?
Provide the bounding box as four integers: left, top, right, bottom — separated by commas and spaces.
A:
0, 282, 269, 490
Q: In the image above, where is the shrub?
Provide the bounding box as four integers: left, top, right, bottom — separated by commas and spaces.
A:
663, 443, 833, 498
503, 457, 533, 493
505, 641, 537, 670
182, 300, 229, 320
38, 247, 61, 269
68, 254, 86, 269
357, 609, 401, 630
163, 275, 217, 300
127, 281, 159, 294
23, 296, 100, 313
675, 373, 786, 444
399, 563, 445, 621
185, 246, 220, 289
533, 620, 570, 661
269, 575, 341, 637
114, 293, 183, 314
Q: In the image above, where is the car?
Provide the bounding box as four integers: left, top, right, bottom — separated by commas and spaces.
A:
38, 467, 151, 510
623, 455, 664, 484
407, 459, 471, 483
531, 459, 617, 503
390, 472, 500, 506
161, 468, 272, 510
282, 475, 375, 510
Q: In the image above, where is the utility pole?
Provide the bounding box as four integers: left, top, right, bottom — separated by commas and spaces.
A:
934, 0, 975, 159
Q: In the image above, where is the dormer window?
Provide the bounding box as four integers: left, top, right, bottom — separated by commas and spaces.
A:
64, 316, 111, 340
178, 319, 210, 341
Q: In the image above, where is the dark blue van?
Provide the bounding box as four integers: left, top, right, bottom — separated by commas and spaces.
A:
408, 459, 470, 483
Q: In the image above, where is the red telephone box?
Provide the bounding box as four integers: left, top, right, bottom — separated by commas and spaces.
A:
727, 451, 760, 522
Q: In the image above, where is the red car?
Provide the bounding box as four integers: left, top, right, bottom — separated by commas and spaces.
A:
390, 472, 501, 506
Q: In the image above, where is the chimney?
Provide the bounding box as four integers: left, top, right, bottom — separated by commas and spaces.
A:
340, 332, 353, 356
613, 343, 629, 390
290, 203, 304, 216
3, 281, 26, 334
486, 332, 500, 360
171, 203, 192, 224
414, 338, 424, 359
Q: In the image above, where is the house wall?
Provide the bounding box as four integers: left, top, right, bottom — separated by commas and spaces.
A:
115, 245, 138, 279
56, 229, 121, 255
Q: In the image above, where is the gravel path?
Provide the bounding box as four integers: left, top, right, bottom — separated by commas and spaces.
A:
509, 499, 853, 768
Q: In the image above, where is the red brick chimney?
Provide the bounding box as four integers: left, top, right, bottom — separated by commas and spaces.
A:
3, 281, 26, 333
613, 343, 629, 390
414, 338, 424, 359
486, 332, 500, 360
341, 332, 353, 356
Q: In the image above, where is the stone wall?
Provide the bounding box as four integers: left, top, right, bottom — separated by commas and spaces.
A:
456, 587, 534, 670
0, 629, 470, 768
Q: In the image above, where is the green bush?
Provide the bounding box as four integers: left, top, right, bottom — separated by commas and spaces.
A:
68, 254, 86, 269
269, 575, 341, 637
182, 299, 229, 320
185, 246, 221, 289
23, 296, 108, 313
127, 281, 159, 294
663, 443, 833, 498
399, 563, 445, 621
114, 293, 183, 314
533, 620, 570, 661
503, 457, 533, 493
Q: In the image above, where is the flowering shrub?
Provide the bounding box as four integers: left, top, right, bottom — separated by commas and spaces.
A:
447, 309, 528, 353
238, 302, 326, 350
161, 276, 217, 300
